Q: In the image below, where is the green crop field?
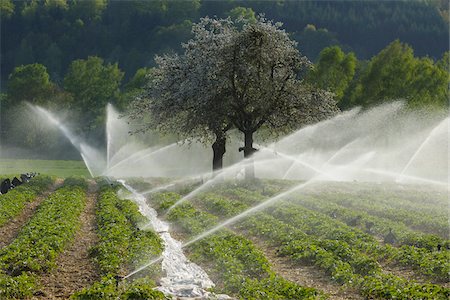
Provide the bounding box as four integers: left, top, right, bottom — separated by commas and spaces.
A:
0, 172, 448, 299
0, 159, 90, 178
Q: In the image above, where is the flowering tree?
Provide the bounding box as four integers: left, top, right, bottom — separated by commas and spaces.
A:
221, 17, 338, 177
130, 16, 339, 175
129, 18, 235, 171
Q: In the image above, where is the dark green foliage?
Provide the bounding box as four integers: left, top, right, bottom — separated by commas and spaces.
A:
307, 46, 357, 103
257, 0, 448, 60
1, 0, 446, 84
63, 56, 124, 131
292, 25, 341, 62
6, 63, 53, 103
347, 40, 449, 109
121, 278, 168, 300
71, 276, 118, 300
1, 1, 448, 159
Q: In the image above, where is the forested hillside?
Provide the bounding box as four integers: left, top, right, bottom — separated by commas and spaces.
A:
0, 0, 448, 160
1, 0, 448, 82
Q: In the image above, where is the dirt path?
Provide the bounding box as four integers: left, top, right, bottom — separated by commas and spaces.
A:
33, 181, 100, 299
245, 236, 363, 300
0, 179, 63, 249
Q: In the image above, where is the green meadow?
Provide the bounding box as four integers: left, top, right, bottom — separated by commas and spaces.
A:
0, 159, 90, 178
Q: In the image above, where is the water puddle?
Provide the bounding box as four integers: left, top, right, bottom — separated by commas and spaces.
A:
119, 180, 230, 299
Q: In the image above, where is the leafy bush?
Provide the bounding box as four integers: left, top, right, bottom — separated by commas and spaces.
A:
71, 276, 119, 300
121, 278, 168, 300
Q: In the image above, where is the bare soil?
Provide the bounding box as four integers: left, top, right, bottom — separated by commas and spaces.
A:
33, 181, 100, 299
244, 236, 364, 300
380, 260, 450, 288
0, 179, 63, 249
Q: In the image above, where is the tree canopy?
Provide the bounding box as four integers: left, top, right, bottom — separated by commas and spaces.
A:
7, 63, 54, 104
63, 56, 124, 131
347, 40, 449, 109
1, 0, 447, 84
307, 46, 357, 104
130, 16, 339, 174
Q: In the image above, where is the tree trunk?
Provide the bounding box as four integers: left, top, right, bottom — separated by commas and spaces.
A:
244, 130, 256, 179
212, 134, 226, 171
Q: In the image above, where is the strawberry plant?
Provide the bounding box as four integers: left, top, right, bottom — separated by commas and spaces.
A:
0, 175, 53, 226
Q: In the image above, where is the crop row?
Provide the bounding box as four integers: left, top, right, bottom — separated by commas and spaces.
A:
310, 182, 448, 208
286, 192, 449, 252
285, 193, 450, 282
202, 182, 449, 281
133, 180, 449, 298
0, 175, 54, 226
163, 199, 323, 299
310, 192, 448, 237
302, 187, 448, 237
72, 181, 165, 299
0, 178, 87, 299
200, 181, 443, 248
342, 187, 447, 218
237, 210, 449, 299
172, 183, 448, 284
270, 202, 449, 282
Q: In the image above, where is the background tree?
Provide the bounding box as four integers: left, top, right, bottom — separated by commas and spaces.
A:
227, 6, 256, 22
306, 46, 357, 106
292, 24, 341, 61
63, 56, 124, 132
0, 0, 14, 18
2, 63, 74, 157
348, 40, 449, 109
121, 67, 154, 111
407, 56, 449, 109
7, 63, 54, 104
1, 0, 448, 85
348, 40, 416, 107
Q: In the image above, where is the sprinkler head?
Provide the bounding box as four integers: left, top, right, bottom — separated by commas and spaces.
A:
114, 275, 124, 287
